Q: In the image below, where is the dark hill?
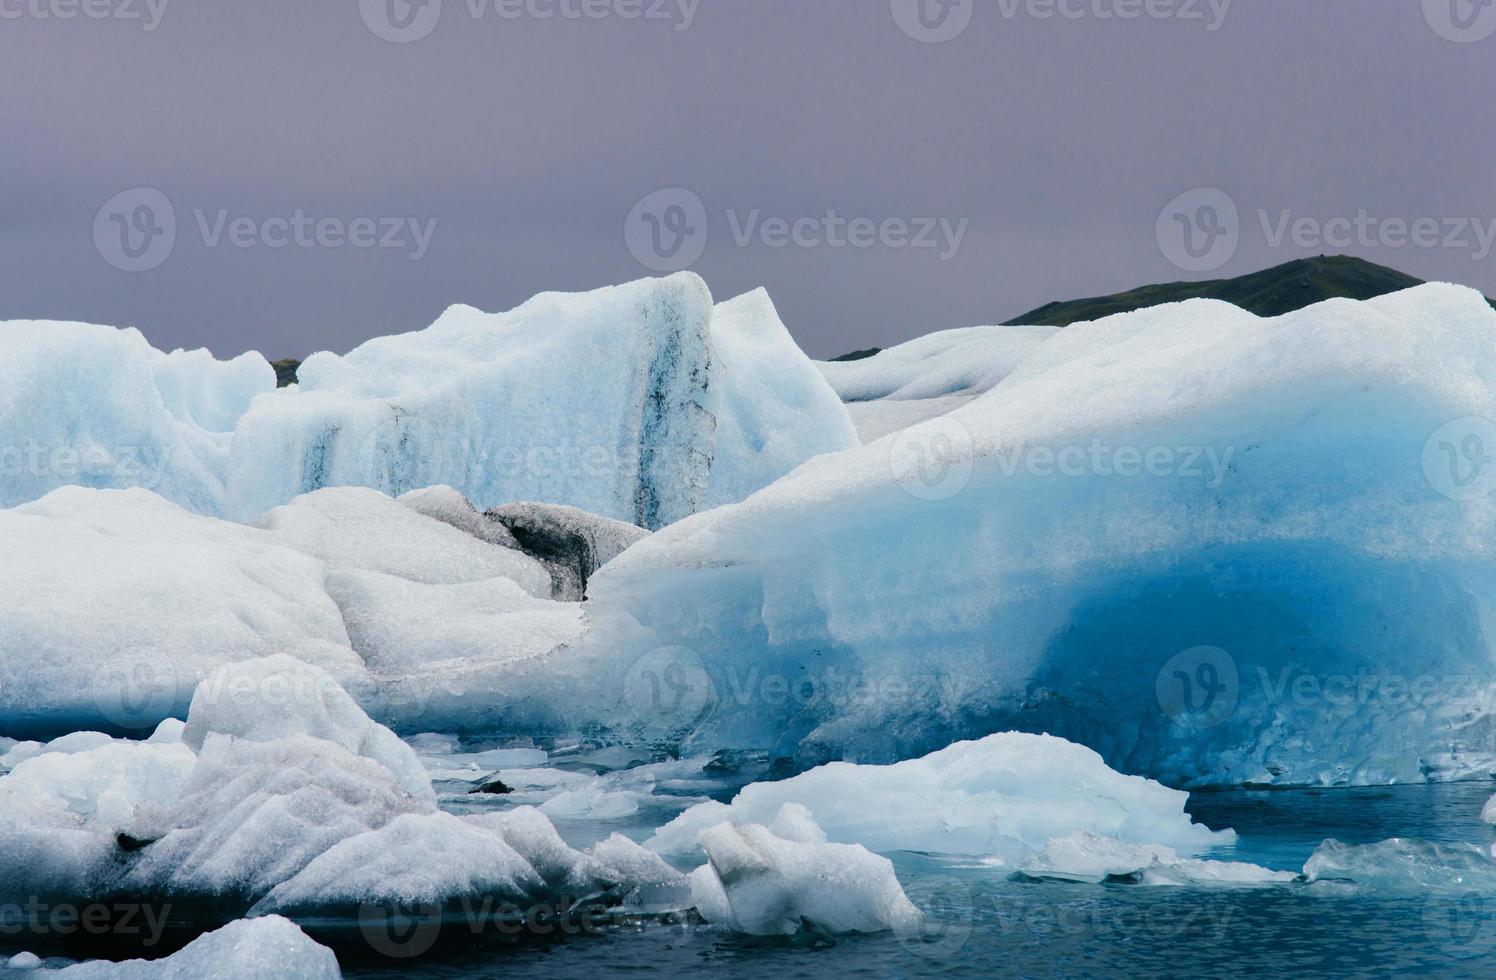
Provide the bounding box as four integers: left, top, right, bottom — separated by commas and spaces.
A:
1002, 255, 1491, 327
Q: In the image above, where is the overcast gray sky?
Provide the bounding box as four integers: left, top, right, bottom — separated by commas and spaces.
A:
2, 0, 1494, 360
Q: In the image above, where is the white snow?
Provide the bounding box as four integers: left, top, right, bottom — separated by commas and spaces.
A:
649, 733, 1229, 862
689, 810, 923, 937
705, 289, 858, 505
39, 916, 341, 979
588, 284, 1496, 787
0, 321, 273, 516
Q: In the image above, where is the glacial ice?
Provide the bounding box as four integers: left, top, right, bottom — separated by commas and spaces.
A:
253, 811, 544, 915
705, 289, 859, 505
587, 284, 1496, 787
688, 811, 923, 937
223, 274, 720, 528
181, 656, 435, 802
648, 734, 1230, 862
0, 488, 361, 735
1300, 838, 1496, 892
484, 501, 650, 600
38, 916, 341, 979
816, 324, 1056, 441
1014, 831, 1292, 886
0, 321, 273, 516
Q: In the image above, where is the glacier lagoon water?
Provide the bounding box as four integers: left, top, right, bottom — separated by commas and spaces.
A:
325, 782, 1496, 980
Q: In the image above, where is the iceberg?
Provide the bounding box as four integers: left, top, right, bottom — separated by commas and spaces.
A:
705, 289, 859, 505
0, 321, 273, 516
586, 285, 1496, 787
0, 488, 361, 736
223, 274, 719, 528
37, 916, 341, 979
648, 734, 1230, 862
1300, 838, 1496, 893
1014, 831, 1292, 886
687, 810, 923, 937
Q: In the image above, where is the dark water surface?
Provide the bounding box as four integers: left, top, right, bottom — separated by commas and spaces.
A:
338, 782, 1496, 980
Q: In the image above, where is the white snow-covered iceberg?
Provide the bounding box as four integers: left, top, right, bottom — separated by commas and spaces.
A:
687, 811, 923, 937
584, 284, 1496, 787
0, 488, 362, 736
648, 734, 1230, 862
816, 324, 1056, 441
224, 274, 719, 528
0, 485, 590, 736
34, 916, 342, 979
0, 322, 272, 515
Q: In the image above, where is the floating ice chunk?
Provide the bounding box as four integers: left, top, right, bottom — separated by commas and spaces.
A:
464, 807, 610, 895
588, 833, 691, 910
224, 274, 719, 529
182, 656, 433, 803
1484, 794, 1496, 825
0, 321, 273, 515
0, 488, 361, 736
589, 284, 1496, 787
538, 787, 641, 821
706, 289, 858, 505
253, 811, 543, 915
2, 733, 116, 770
6, 952, 42, 970
1301, 838, 1496, 892
0, 738, 195, 830
691, 817, 922, 937
649, 734, 1229, 860
41, 916, 341, 979
766, 803, 828, 844
1015, 832, 1292, 886
124, 734, 434, 903
0, 785, 115, 902
255, 487, 549, 595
